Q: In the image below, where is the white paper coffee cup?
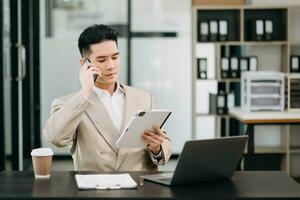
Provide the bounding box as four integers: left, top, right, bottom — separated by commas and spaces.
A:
31, 148, 53, 178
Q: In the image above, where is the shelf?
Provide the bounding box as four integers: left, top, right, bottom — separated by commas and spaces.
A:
193, 5, 300, 175
242, 41, 288, 46
244, 9, 287, 41
194, 6, 243, 10
243, 6, 290, 10
218, 79, 241, 82
197, 41, 288, 46
193, 5, 299, 10
290, 148, 300, 154
197, 41, 242, 45
197, 9, 240, 42
196, 78, 218, 81
196, 78, 240, 82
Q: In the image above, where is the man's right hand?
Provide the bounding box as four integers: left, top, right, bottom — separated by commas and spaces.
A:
79, 61, 102, 99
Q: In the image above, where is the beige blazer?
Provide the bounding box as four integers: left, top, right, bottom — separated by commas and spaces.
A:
43, 83, 172, 171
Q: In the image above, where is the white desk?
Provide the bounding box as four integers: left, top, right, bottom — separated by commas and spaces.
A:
229, 107, 300, 124
229, 107, 300, 170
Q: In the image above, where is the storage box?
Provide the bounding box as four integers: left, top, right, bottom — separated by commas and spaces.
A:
241, 71, 285, 112
193, 0, 245, 6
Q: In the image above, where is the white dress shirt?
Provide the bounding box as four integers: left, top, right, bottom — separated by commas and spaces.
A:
93, 82, 125, 132
93, 82, 164, 165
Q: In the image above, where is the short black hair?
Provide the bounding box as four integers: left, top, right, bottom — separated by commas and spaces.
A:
78, 24, 119, 57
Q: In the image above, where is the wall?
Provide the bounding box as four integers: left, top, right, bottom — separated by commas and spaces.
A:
131, 0, 192, 153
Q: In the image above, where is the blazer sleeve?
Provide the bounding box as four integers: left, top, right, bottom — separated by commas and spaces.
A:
149, 94, 172, 165
43, 93, 91, 147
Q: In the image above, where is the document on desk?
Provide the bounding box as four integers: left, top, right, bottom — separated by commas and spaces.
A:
75, 174, 137, 190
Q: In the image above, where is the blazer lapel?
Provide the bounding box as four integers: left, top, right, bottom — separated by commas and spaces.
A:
116, 84, 141, 170
85, 91, 120, 154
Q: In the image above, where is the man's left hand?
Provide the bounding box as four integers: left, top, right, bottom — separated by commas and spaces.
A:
141, 124, 168, 155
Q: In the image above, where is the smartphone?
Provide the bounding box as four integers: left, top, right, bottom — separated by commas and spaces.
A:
84, 58, 98, 82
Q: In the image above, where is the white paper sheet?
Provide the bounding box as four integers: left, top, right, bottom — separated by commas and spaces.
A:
75, 174, 137, 190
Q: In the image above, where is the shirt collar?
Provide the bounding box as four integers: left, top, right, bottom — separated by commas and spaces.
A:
93, 82, 124, 98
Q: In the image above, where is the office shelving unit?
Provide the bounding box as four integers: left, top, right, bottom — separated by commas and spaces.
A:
192, 5, 300, 177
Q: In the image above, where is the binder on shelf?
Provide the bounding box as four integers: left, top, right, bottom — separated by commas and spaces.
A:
221, 57, 230, 78
290, 56, 300, 73
227, 92, 235, 109
230, 57, 239, 78
209, 92, 227, 115
197, 58, 207, 79
217, 92, 227, 114
218, 82, 226, 95
265, 20, 273, 41
255, 20, 264, 41
209, 93, 217, 114
219, 20, 228, 41
209, 20, 218, 41
199, 21, 209, 42
249, 56, 258, 71
240, 57, 249, 73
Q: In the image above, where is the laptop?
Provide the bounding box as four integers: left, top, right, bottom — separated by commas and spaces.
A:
142, 135, 248, 186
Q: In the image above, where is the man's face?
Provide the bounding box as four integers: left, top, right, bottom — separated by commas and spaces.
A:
88, 40, 120, 85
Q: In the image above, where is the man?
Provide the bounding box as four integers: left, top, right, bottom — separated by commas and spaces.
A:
43, 24, 172, 171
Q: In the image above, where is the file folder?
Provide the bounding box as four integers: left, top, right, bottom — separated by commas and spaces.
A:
249, 56, 258, 71
197, 58, 207, 79
240, 57, 249, 73
255, 20, 264, 41
265, 20, 273, 41
221, 57, 230, 78
290, 56, 300, 73
219, 20, 228, 41
227, 92, 235, 109
209, 93, 226, 115
209, 20, 218, 41
217, 93, 226, 114
199, 21, 209, 42
230, 57, 239, 78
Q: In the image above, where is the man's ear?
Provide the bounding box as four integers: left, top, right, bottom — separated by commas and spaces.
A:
79, 58, 85, 66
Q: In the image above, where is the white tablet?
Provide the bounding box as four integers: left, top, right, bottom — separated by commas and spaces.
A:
116, 110, 172, 148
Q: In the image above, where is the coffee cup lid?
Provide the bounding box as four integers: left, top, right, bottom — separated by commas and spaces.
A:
31, 148, 53, 156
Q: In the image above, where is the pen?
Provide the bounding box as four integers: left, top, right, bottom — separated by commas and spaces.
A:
95, 185, 121, 190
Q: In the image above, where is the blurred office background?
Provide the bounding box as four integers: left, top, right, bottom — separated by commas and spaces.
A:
1, 0, 192, 171
1, 0, 300, 180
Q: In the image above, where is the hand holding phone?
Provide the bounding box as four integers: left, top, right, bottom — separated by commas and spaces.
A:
84, 58, 98, 82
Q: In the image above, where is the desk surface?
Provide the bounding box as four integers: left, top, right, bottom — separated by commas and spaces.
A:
0, 171, 300, 199
229, 107, 300, 124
